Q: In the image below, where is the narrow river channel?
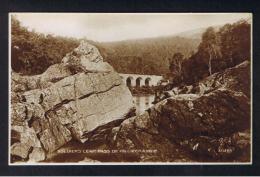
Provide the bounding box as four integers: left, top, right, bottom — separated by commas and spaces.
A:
133, 94, 155, 115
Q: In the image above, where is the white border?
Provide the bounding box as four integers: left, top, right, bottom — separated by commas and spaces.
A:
8, 12, 253, 166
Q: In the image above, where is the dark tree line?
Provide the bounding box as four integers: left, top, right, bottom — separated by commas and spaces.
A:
11, 16, 79, 75
94, 35, 199, 75
11, 16, 199, 76
169, 19, 251, 85
12, 16, 250, 81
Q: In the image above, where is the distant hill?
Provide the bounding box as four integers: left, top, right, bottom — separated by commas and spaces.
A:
11, 16, 204, 76
93, 34, 201, 75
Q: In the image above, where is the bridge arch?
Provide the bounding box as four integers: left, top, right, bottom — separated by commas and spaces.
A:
145, 77, 151, 87
136, 77, 143, 87
126, 76, 134, 87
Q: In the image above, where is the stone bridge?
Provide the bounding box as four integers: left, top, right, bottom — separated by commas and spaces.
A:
119, 73, 163, 87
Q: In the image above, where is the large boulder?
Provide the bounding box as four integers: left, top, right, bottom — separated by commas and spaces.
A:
107, 111, 194, 162
11, 41, 134, 162
160, 89, 250, 139
108, 89, 250, 162
107, 62, 251, 162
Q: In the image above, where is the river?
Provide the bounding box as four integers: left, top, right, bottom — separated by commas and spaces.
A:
133, 94, 155, 115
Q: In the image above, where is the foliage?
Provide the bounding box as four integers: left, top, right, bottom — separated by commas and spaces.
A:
198, 27, 222, 75
11, 16, 199, 76
11, 16, 79, 75
168, 52, 184, 85
181, 19, 251, 85
94, 36, 199, 75
11, 16, 250, 82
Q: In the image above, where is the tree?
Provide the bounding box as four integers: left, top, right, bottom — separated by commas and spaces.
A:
168, 52, 184, 84
219, 20, 250, 67
169, 52, 184, 75
198, 27, 221, 75
11, 16, 79, 75
180, 19, 251, 85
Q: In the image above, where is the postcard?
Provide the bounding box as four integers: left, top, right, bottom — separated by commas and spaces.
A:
9, 13, 252, 165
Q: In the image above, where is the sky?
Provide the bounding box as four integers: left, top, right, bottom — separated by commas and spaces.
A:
12, 13, 251, 42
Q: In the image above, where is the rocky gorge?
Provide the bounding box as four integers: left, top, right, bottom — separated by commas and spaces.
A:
10, 41, 251, 163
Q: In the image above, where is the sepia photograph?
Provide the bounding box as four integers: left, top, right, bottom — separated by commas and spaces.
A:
9, 13, 252, 165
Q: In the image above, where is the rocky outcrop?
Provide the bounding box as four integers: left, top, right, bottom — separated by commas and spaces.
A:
11, 41, 134, 162
11, 63, 72, 92
174, 61, 250, 97
62, 41, 114, 74
107, 110, 194, 162
11, 40, 250, 163
106, 61, 251, 162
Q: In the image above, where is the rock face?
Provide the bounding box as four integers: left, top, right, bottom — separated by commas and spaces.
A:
62, 41, 114, 73
11, 63, 72, 92
11, 40, 250, 163
107, 109, 194, 162
175, 61, 250, 97
106, 61, 251, 162
11, 41, 134, 162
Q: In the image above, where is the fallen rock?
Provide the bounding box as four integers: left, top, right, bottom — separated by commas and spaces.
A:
109, 61, 250, 162
109, 88, 250, 161
11, 40, 134, 162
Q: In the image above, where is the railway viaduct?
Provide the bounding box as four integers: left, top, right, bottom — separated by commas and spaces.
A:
119, 73, 163, 87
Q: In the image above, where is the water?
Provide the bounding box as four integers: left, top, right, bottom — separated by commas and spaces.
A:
133, 94, 155, 115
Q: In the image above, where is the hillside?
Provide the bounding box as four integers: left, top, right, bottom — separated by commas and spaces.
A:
94, 35, 200, 75
11, 16, 206, 76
